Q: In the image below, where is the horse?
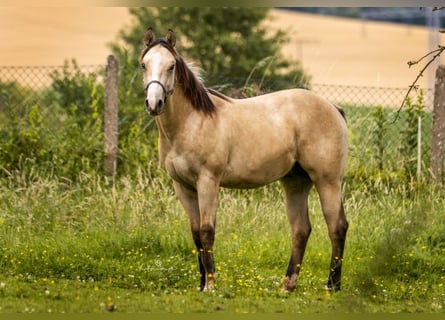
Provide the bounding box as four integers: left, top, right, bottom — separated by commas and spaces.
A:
140, 28, 349, 293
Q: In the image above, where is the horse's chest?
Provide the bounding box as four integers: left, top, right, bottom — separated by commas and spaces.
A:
163, 152, 199, 187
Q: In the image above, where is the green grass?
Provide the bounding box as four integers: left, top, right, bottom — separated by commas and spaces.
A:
1, 167, 444, 313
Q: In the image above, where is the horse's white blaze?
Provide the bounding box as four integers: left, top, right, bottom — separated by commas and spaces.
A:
142, 50, 175, 113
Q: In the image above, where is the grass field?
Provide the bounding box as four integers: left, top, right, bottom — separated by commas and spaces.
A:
1, 101, 445, 313
1, 138, 445, 313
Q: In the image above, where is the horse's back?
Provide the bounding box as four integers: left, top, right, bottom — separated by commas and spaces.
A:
226, 88, 347, 152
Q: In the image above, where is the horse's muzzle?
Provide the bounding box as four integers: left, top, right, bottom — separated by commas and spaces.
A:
145, 97, 165, 116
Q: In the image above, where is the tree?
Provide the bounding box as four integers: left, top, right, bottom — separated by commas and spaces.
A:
109, 7, 309, 96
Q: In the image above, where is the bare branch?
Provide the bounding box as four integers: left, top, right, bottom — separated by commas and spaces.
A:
407, 47, 444, 68
394, 45, 445, 121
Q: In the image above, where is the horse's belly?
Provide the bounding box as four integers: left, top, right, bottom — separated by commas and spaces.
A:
162, 142, 297, 189
220, 179, 275, 189
220, 153, 295, 189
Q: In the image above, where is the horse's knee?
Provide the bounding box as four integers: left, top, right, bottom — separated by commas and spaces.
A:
330, 218, 348, 241
200, 224, 215, 247
191, 229, 202, 248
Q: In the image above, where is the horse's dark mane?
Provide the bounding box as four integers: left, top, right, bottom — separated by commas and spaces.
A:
141, 39, 231, 116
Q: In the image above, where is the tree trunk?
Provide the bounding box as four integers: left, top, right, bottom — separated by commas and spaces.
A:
430, 65, 445, 183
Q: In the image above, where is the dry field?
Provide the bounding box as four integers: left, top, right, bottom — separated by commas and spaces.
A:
0, 7, 443, 89
268, 9, 444, 89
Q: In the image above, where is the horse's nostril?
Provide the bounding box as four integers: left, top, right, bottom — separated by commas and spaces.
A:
145, 99, 149, 108
157, 99, 164, 109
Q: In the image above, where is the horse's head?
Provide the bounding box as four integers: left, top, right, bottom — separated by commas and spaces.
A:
140, 28, 177, 116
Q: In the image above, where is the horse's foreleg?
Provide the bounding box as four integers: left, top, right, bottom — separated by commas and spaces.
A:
280, 176, 313, 292
173, 181, 205, 291
193, 234, 206, 291
316, 181, 348, 292
196, 175, 220, 292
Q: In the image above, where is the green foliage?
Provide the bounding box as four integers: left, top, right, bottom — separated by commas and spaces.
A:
0, 81, 37, 119
399, 90, 426, 181
0, 61, 104, 179
47, 59, 104, 120
372, 106, 387, 171
117, 109, 158, 176
0, 103, 46, 170
344, 94, 432, 195
0, 82, 46, 170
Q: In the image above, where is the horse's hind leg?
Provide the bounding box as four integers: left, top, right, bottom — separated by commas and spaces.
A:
315, 180, 348, 291
280, 174, 313, 292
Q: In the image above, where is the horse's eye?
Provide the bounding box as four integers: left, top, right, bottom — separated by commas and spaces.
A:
141, 63, 146, 70
168, 64, 175, 72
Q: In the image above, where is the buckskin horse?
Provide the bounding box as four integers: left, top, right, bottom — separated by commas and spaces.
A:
140, 28, 349, 293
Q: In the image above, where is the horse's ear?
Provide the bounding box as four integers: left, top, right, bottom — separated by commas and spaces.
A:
144, 27, 155, 47
165, 29, 176, 47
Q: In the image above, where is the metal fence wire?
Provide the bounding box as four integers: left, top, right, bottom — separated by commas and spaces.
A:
0, 64, 104, 119
0, 63, 438, 181
0, 64, 104, 90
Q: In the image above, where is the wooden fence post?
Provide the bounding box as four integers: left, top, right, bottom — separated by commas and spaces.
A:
104, 55, 119, 176
430, 64, 445, 183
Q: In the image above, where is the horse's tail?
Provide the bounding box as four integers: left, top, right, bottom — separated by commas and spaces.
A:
335, 105, 346, 122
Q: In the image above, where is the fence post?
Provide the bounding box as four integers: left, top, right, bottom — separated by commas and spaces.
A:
430, 64, 445, 183
104, 55, 119, 176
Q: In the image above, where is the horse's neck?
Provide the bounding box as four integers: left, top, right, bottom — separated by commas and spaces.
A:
155, 88, 193, 141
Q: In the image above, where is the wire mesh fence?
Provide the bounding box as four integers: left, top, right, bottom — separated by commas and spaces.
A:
0, 62, 440, 183
0, 63, 106, 178
311, 83, 436, 184
312, 83, 435, 110
0, 64, 104, 88
0, 63, 104, 122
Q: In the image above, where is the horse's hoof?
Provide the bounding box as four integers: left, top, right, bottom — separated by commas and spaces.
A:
282, 274, 297, 292
324, 283, 341, 292
203, 282, 215, 292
